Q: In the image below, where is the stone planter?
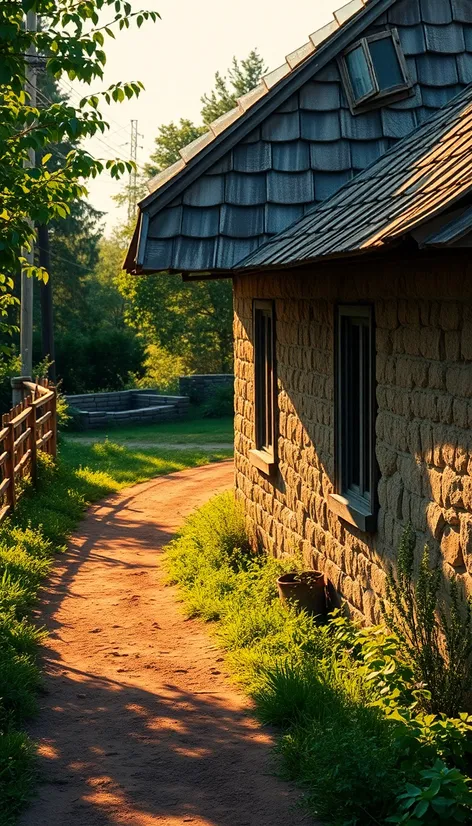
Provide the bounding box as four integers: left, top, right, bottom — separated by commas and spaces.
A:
277, 571, 326, 617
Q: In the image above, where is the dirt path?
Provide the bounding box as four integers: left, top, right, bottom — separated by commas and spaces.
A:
21, 460, 312, 826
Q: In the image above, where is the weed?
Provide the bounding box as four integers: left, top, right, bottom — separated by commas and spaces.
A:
167, 493, 472, 826
383, 523, 472, 716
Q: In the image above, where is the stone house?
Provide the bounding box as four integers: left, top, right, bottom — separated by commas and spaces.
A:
126, 0, 472, 621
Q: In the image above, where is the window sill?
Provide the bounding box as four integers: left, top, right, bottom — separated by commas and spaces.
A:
328, 493, 377, 533
249, 448, 277, 477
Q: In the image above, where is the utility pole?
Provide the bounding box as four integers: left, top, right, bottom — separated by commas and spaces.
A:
127, 119, 140, 221
21, 9, 37, 377
38, 226, 56, 383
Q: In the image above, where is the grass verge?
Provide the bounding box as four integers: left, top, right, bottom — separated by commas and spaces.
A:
65, 414, 234, 446
0, 439, 232, 826
166, 492, 472, 826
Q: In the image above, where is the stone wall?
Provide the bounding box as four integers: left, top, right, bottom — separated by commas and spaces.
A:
233, 254, 472, 623
179, 374, 234, 404
65, 389, 189, 430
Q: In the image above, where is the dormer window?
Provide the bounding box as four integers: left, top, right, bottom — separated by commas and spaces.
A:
340, 29, 411, 112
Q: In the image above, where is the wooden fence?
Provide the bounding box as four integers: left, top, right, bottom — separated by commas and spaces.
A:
0, 378, 57, 524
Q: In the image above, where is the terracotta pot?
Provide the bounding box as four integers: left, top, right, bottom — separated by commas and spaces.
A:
277, 571, 326, 617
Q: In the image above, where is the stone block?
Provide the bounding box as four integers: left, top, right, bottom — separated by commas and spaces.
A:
462, 476, 472, 511
444, 507, 460, 526
429, 362, 447, 391
376, 300, 398, 330
419, 327, 442, 360
428, 468, 444, 506
437, 395, 453, 425
376, 443, 398, 477
445, 331, 460, 361
442, 465, 463, 509
426, 502, 445, 541
446, 365, 472, 398
439, 302, 460, 331
461, 322, 472, 361
453, 399, 469, 430
441, 526, 464, 568
460, 514, 472, 572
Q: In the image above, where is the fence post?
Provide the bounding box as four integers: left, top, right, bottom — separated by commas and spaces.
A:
11, 375, 31, 407
28, 404, 37, 487
50, 385, 57, 458
4, 418, 15, 513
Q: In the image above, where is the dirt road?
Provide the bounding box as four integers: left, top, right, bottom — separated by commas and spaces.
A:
20, 460, 311, 826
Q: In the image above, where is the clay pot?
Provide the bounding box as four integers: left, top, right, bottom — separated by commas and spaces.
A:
277, 571, 326, 617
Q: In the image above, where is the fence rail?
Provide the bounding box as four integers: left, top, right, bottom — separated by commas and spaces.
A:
0, 378, 57, 524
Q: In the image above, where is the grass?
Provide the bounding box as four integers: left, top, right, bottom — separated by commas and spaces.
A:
165, 492, 472, 826
65, 414, 234, 446
0, 434, 232, 826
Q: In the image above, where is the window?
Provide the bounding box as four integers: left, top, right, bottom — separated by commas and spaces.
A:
329, 305, 377, 532
249, 300, 277, 475
340, 29, 411, 112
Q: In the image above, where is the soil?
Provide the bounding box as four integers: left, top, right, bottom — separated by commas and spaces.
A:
20, 460, 313, 826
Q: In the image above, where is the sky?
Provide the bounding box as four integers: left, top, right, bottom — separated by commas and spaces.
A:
71, 0, 341, 233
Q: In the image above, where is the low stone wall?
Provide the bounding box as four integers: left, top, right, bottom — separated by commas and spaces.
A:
179, 374, 234, 404
65, 389, 189, 430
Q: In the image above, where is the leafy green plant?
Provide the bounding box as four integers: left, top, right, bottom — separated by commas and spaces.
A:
167, 496, 472, 826
201, 384, 234, 418
387, 760, 472, 825
383, 523, 472, 716
1, 0, 159, 352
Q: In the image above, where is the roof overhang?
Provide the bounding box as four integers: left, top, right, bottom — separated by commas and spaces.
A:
125, 0, 397, 275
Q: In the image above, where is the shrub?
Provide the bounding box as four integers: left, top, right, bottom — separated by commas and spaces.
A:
200, 384, 234, 418
167, 493, 472, 826
54, 328, 145, 394
383, 523, 472, 716
387, 760, 472, 825
131, 343, 185, 394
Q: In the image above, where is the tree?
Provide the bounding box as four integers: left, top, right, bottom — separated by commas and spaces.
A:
144, 49, 267, 181
144, 119, 206, 178
114, 49, 267, 379
118, 270, 234, 374
0, 0, 159, 353
44, 199, 104, 333
200, 50, 267, 124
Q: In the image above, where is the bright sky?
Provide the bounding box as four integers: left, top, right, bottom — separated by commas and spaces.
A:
72, 0, 341, 233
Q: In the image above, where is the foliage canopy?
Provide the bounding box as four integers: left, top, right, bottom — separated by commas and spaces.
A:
0, 0, 159, 348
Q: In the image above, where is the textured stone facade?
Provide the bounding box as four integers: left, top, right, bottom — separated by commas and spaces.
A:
233, 253, 472, 622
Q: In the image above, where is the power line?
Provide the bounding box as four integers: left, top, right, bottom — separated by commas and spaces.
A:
49, 249, 99, 274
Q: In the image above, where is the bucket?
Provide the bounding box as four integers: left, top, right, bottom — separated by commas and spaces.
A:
277, 571, 326, 617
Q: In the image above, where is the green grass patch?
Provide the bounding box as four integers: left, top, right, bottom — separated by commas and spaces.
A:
166, 493, 472, 826
0, 438, 232, 825
65, 414, 234, 445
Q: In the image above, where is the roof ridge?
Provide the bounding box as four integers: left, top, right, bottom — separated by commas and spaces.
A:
147, 0, 369, 196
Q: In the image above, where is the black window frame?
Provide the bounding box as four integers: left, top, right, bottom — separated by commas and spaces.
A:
329, 304, 377, 532
340, 28, 412, 113
249, 299, 277, 476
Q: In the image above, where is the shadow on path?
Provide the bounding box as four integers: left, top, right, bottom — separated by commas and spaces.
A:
21, 461, 312, 826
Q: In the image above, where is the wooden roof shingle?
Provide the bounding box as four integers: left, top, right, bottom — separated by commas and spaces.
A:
238, 85, 472, 269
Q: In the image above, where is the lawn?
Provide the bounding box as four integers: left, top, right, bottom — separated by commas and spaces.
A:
0, 430, 232, 826
64, 415, 234, 446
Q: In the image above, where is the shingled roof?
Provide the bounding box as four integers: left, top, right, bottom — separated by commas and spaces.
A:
126, 0, 472, 275
238, 84, 472, 269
